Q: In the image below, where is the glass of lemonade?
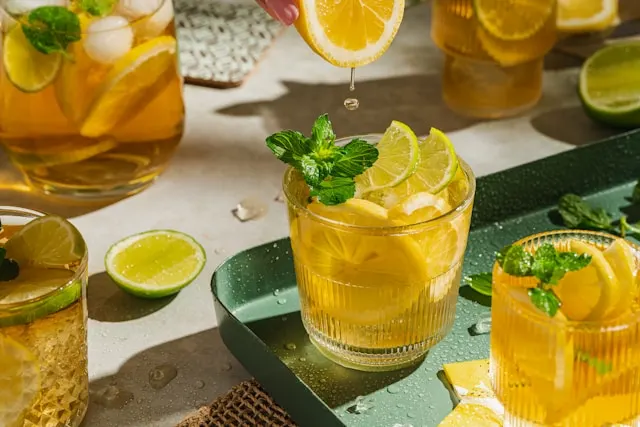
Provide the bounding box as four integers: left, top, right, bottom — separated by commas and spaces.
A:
431, 0, 557, 118
491, 230, 640, 426
0, 0, 184, 199
0, 207, 88, 427
280, 119, 475, 371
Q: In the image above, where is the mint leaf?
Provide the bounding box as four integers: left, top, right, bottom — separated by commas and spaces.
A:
300, 154, 333, 187
332, 138, 379, 178
633, 180, 640, 204
266, 130, 308, 167
576, 350, 612, 375
22, 6, 81, 55
555, 251, 591, 272
310, 177, 355, 206
531, 244, 592, 285
310, 114, 335, 151
78, 0, 117, 16
528, 288, 561, 317
0, 247, 19, 282
0, 247, 5, 266
497, 245, 533, 277
558, 194, 614, 232
464, 273, 492, 296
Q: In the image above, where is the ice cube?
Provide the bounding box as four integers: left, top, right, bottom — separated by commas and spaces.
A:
83, 16, 133, 64
4, 0, 67, 15
116, 0, 162, 20
471, 316, 492, 335
133, 0, 173, 39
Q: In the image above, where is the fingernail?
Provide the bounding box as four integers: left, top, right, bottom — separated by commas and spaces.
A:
279, 4, 299, 25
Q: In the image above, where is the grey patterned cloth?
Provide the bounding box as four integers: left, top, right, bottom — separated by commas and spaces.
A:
176, 0, 284, 88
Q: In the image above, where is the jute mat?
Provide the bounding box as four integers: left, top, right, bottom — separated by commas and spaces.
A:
177, 379, 297, 427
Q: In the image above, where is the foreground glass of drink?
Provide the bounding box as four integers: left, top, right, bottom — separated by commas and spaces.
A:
0, 0, 184, 199
431, 0, 557, 118
491, 230, 640, 426
0, 207, 88, 427
284, 133, 475, 371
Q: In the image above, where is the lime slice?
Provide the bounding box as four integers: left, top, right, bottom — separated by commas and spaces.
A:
4, 216, 86, 268
554, 240, 618, 321
474, 0, 555, 41
3, 26, 61, 93
354, 120, 420, 194
0, 336, 40, 427
579, 42, 640, 129
105, 230, 206, 299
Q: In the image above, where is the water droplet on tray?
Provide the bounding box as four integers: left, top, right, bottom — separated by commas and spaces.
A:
195, 380, 205, 389
284, 343, 297, 350
276, 298, 287, 305
220, 362, 233, 372
274, 191, 285, 203
94, 385, 134, 408
347, 395, 374, 414
386, 385, 401, 394
148, 364, 178, 389
299, 357, 307, 362
273, 289, 281, 296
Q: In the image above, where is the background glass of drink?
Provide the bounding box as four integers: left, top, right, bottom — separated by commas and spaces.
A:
0, 0, 184, 199
284, 135, 475, 372
0, 206, 89, 427
431, 0, 557, 118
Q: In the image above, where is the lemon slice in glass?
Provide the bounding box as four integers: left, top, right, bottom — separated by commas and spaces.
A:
105, 230, 206, 299
3, 25, 61, 93
602, 239, 637, 317
474, 0, 555, 41
0, 336, 40, 427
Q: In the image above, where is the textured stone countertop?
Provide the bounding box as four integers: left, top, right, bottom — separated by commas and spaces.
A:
0, 3, 622, 427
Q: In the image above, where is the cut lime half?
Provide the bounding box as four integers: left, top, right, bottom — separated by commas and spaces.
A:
105, 230, 206, 299
354, 120, 420, 194
3, 26, 61, 93
579, 42, 640, 129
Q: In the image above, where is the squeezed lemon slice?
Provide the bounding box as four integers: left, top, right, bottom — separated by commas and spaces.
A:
294, 0, 405, 67
558, 0, 618, 33
0, 336, 40, 427
3, 25, 61, 93
80, 36, 177, 138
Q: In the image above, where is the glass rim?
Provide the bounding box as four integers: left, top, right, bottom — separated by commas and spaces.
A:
282, 133, 476, 235
0, 206, 88, 310
493, 229, 640, 330
0, 0, 168, 34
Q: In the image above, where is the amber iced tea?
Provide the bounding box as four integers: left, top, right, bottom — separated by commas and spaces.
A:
0, 0, 184, 199
0, 207, 88, 427
431, 0, 557, 118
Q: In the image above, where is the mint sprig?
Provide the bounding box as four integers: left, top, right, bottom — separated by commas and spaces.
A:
464, 272, 492, 296
498, 243, 591, 317
21, 6, 81, 55
558, 194, 616, 233
78, 0, 117, 16
266, 114, 378, 205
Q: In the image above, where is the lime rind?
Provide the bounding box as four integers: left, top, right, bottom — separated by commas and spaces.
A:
105, 230, 207, 299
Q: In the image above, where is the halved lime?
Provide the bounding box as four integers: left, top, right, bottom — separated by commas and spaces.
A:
474, 0, 554, 41
4, 216, 86, 268
0, 335, 40, 427
354, 120, 420, 194
105, 230, 206, 299
579, 42, 640, 129
3, 26, 61, 93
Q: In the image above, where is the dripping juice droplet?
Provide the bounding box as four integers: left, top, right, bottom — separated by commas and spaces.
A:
344, 67, 359, 111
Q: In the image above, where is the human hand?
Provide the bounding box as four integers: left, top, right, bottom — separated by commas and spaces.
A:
256, 0, 299, 26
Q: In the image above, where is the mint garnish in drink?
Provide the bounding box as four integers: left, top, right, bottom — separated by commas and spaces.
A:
21, 6, 81, 55
498, 243, 591, 317
78, 0, 117, 17
266, 114, 378, 205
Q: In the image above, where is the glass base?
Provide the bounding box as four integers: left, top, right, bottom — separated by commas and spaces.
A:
305, 321, 434, 372
441, 54, 543, 119
24, 173, 159, 201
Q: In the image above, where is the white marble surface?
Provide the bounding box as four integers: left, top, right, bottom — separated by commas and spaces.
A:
0, 3, 622, 427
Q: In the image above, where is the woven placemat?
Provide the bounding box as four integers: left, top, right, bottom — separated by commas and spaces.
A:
175, 0, 284, 89
177, 379, 297, 427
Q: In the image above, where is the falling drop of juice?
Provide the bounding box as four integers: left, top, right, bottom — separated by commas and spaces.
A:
344, 67, 359, 111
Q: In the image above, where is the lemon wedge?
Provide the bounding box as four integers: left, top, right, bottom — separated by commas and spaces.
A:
558, 0, 618, 33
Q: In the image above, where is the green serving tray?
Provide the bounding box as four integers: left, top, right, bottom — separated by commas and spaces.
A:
212, 130, 640, 427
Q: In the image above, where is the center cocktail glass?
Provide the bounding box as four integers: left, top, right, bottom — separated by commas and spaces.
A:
0, 207, 89, 427
283, 133, 475, 371
0, 0, 184, 199
491, 230, 640, 426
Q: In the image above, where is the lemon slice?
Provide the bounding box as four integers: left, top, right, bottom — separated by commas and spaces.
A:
312, 198, 389, 224
603, 239, 637, 317
80, 35, 177, 138
4, 216, 86, 268
558, 0, 618, 33
388, 191, 451, 225
474, 0, 555, 41
6, 136, 118, 169
105, 230, 206, 299
354, 121, 420, 194
0, 336, 40, 427
3, 25, 61, 93
294, 0, 405, 67
554, 240, 618, 321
